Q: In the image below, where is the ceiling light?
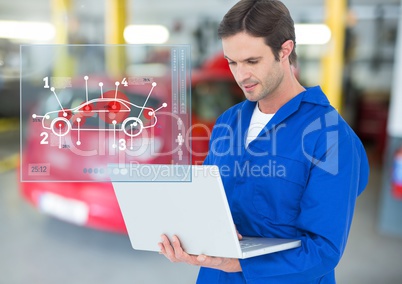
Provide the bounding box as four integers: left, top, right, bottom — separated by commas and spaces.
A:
0, 21, 55, 42
124, 25, 169, 44
295, 24, 332, 45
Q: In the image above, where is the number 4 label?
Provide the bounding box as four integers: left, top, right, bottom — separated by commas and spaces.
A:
121, 78, 128, 86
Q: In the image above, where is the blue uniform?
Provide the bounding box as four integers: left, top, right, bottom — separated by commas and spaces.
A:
198, 86, 370, 283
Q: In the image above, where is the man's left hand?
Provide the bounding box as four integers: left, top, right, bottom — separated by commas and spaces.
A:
158, 234, 242, 273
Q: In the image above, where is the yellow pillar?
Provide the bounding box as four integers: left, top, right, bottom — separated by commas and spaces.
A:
51, 0, 74, 77
105, 0, 127, 78
320, 0, 347, 112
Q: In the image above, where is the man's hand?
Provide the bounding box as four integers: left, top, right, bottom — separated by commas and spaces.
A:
158, 234, 242, 273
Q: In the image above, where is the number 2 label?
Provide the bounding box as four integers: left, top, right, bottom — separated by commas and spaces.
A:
40, 132, 49, 144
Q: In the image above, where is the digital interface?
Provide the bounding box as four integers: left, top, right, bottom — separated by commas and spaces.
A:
20, 44, 191, 182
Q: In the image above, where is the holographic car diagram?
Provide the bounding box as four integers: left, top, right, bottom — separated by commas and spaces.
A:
32, 78, 167, 147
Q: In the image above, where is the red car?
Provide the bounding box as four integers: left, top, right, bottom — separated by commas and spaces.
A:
20, 54, 243, 233
190, 53, 244, 162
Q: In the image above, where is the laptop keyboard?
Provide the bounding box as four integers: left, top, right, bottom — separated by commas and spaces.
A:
239, 241, 261, 249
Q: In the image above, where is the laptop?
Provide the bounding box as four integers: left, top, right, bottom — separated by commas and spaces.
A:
111, 164, 301, 259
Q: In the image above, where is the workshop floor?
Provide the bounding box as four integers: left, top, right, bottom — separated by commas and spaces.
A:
1, 125, 402, 284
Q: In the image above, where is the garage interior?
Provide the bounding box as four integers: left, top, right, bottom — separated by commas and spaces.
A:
1, 0, 402, 283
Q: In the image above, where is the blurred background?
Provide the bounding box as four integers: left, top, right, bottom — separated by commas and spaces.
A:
1, 0, 402, 283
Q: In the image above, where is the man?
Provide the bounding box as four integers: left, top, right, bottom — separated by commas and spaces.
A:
159, 0, 370, 283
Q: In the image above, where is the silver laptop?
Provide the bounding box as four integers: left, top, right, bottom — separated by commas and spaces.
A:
111, 164, 301, 259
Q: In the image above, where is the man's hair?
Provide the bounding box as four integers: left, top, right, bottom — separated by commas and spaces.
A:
218, 0, 297, 65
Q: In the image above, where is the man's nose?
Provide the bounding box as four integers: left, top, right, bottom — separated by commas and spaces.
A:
235, 65, 251, 82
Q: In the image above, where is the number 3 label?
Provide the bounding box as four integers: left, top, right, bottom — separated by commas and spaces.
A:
119, 139, 126, 150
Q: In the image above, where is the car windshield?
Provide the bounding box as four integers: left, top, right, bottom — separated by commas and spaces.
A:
192, 80, 243, 123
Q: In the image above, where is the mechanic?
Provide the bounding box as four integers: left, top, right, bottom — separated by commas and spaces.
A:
159, 0, 370, 283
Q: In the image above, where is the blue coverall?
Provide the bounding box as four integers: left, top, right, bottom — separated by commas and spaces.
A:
198, 86, 370, 283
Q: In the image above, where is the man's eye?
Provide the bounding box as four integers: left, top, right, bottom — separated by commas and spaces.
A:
248, 60, 258, 65
228, 61, 236, 66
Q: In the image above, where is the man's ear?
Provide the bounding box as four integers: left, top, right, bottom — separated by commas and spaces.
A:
280, 40, 294, 62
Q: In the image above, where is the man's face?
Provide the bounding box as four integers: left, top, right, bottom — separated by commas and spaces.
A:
222, 32, 284, 104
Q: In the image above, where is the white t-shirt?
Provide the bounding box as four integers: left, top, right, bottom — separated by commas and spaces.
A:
245, 103, 275, 148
